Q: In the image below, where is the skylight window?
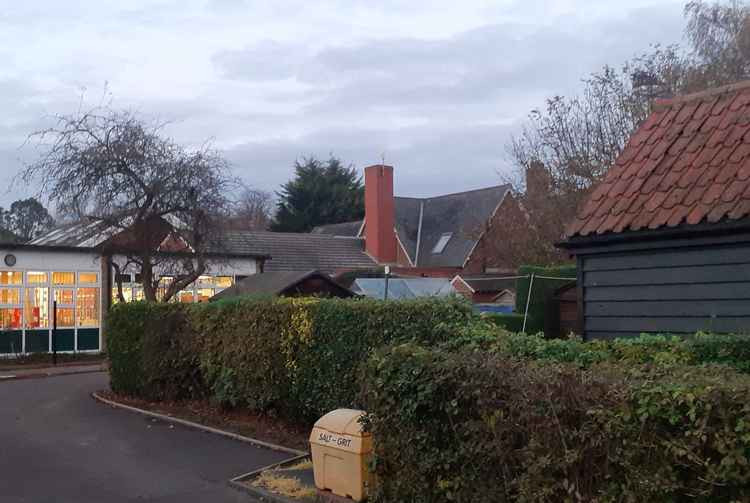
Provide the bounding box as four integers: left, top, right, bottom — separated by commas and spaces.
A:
431, 232, 453, 254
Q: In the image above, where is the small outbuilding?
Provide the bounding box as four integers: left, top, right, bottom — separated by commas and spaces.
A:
210, 270, 357, 300
450, 275, 516, 312
560, 81, 750, 340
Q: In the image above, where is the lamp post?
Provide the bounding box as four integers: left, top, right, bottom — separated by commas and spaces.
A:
383, 266, 391, 301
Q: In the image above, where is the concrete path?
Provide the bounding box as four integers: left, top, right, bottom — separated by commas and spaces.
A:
0, 362, 105, 380
0, 372, 289, 502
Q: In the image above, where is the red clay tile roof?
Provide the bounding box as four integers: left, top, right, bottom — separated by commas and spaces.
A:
566, 80, 750, 238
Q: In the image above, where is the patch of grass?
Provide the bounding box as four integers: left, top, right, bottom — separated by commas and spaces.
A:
252, 470, 317, 501
283, 459, 313, 471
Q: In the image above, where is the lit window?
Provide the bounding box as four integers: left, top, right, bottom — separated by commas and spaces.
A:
78, 272, 98, 284
52, 272, 75, 285
25, 287, 49, 328
111, 285, 135, 305
215, 276, 233, 288
157, 276, 173, 301
0, 288, 20, 305
197, 288, 214, 302
179, 291, 195, 303
54, 289, 74, 305
55, 307, 75, 328
132, 287, 144, 301
76, 287, 100, 327
198, 275, 214, 286
431, 233, 453, 254
27, 271, 48, 284
0, 308, 22, 329
0, 271, 23, 285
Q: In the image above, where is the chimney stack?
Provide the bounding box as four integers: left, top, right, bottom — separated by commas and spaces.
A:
525, 160, 551, 201
364, 164, 397, 264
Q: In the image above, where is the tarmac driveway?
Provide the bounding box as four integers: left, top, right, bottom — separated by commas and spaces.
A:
0, 372, 290, 502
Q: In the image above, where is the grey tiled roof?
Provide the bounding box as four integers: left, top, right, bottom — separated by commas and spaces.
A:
310, 185, 511, 268
414, 185, 511, 267
220, 231, 376, 273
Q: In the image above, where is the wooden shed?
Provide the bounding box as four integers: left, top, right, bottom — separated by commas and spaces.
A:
560, 81, 750, 340
544, 282, 579, 338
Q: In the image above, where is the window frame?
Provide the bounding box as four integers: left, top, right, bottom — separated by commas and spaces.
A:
431, 232, 453, 254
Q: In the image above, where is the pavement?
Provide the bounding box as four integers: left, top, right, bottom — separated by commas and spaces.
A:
0, 362, 105, 380
0, 372, 290, 502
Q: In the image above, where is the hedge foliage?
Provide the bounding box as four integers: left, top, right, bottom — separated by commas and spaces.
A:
515, 264, 576, 334
362, 343, 750, 502
107, 296, 474, 421
482, 312, 525, 332
487, 328, 750, 374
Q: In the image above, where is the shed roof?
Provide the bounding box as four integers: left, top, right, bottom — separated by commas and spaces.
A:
567, 80, 750, 240
210, 270, 355, 299
453, 275, 518, 294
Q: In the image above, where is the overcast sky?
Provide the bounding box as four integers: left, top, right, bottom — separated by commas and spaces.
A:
0, 0, 686, 209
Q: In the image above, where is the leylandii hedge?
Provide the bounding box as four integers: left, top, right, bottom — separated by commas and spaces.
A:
361, 343, 750, 502
106, 296, 474, 421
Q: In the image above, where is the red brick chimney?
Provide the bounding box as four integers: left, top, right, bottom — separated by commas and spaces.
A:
364, 164, 397, 264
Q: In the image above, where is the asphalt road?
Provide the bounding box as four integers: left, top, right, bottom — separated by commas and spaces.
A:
0, 372, 290, 502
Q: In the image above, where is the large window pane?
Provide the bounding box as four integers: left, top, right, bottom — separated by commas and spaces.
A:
27, 271, 48, 284
54, 289, 74, 305
0, 288, 20, 304
179, 291, 194, 303
55, 307, 75, 328
0, 308, 22, 329
197, 288, 214, 302
0, 271, 23, 285
78, 272, 98, 284
25, 287, 49, 328
52, 272, 75, 285
111, 285, 134, 305
76, 287, 99, 327
215, 276, 233, 288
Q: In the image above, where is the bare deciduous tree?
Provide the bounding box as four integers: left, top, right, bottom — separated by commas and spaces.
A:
504, 1, 750, 264
225, 187, 274, 231
21, 107, 237, 302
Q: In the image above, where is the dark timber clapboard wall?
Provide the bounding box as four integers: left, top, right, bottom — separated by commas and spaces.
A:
576, 233, 750, 340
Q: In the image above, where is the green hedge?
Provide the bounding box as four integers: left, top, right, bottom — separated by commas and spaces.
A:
362, 343, 750, 502
488, 329, 750, 374
107, 296, 474, 421
515, 264, 576, 334
482, 312, 525, 332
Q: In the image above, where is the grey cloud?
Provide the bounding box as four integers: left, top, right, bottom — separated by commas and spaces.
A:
0, 0, 688, 211
213, 41, 306, 81
224, 121, 519, 199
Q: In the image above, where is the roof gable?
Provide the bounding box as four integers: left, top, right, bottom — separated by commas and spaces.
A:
415, 185, 510, 267
567, 80, 750, 239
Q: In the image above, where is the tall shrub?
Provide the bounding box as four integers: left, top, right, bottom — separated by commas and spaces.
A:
106, 296, 475, 422
361, 343, 750, 502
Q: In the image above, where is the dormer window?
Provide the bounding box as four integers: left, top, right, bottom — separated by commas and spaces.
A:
431, 232, 452, 254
